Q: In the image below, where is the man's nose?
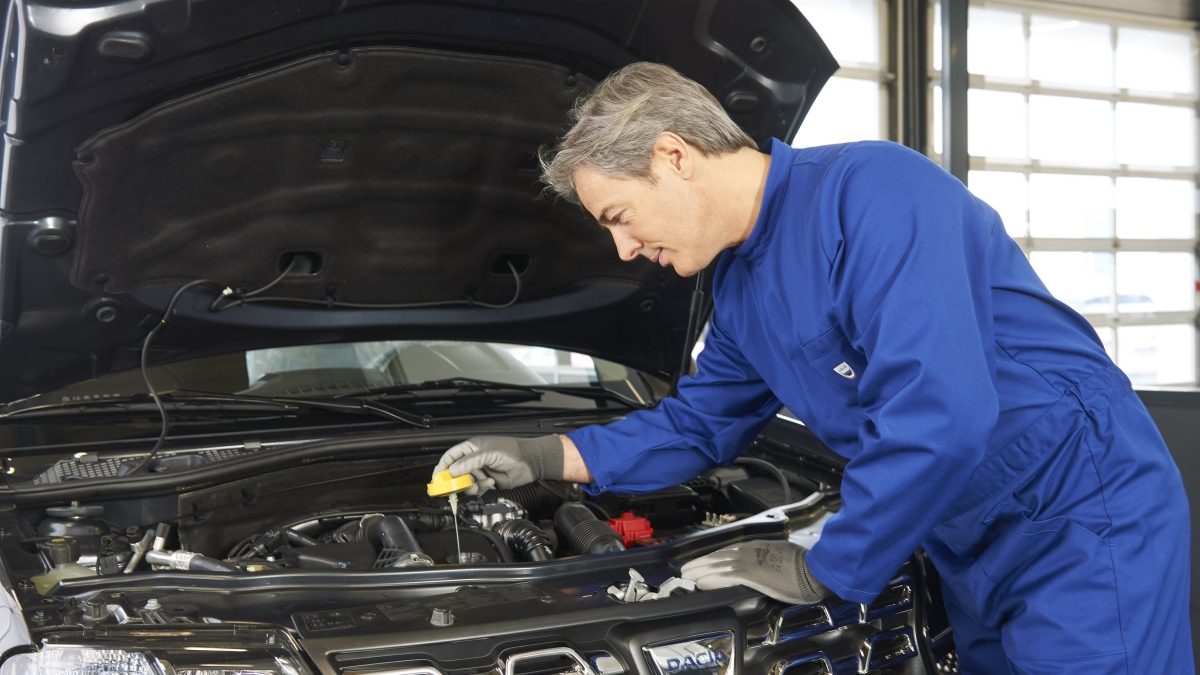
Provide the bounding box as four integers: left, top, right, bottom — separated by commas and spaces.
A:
611, 229, 642, 262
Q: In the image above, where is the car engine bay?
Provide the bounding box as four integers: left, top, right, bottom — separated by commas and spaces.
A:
10, 451, 828, 605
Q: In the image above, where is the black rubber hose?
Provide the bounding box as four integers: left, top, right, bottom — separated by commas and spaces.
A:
399, 510, 455, 532
361, 515, 422, 554
284, 529, 319, 547
187, 554, 238, 573
495, 482, 564, 515
734, 457, 792, 505
554, 502, 624, 555
493, 519, 554, 562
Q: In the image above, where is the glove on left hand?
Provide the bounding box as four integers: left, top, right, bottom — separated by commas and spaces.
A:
680, 540, 831, 605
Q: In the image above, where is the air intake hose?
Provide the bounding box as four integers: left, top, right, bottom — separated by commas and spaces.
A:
493, 519, 554, 562
554, 502, 625, 555
361, 514, 422, 553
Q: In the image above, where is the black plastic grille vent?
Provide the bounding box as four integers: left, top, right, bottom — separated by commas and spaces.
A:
33, 446, 257, 484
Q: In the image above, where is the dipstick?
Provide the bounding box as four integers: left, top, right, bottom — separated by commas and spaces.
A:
427, 470, 475, 563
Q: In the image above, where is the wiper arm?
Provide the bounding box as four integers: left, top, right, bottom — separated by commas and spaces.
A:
0, 391, 434, 428
341, 377, 644, 410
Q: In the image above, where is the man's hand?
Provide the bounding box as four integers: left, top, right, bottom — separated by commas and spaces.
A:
680, 540, 832, 605
433, 435, 565, 494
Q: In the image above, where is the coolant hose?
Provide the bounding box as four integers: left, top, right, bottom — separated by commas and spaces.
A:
554, 502, 625, 555
493, 519, 554, 562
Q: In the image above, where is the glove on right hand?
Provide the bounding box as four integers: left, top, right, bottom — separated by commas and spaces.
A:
680, 540, 831, 605
433, 435, 564, 495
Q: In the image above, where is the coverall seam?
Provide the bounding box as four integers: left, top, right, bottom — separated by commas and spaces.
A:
994, 341, 1062, 398
1081, 426, 1131, 673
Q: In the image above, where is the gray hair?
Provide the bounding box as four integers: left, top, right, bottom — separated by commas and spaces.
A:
539, 62, 755, 204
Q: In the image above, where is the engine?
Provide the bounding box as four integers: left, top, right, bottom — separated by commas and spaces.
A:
18, 459, 812, 589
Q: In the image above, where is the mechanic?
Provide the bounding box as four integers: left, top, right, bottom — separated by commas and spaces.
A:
433, 62, 1192, 674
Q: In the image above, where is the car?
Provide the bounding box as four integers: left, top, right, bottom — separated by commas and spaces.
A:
0, 2, 956, 674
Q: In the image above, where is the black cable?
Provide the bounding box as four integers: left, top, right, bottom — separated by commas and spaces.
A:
209, 257, 300, 312
734, 456, 792, 505
121, 259, 522, 475
124, 279, 220, 476
210, 259, 522, 311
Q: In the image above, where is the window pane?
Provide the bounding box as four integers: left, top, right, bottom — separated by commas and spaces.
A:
1116, 252, 1195, 313
1028, 174, 1112, 238
1117, 27, 1196, 95
968, 7, 1026, 80
969, 89, 1026, 159
792, 77, 883, 147
968, 171, 1027, 238
1029, 251, 1114, 314
1116, 102, 1196, 168
1117, 324, 1197, 386
1115, 178, 1195, 239
791, 0, 880, 67
1029, 95, 1113, 165
1029, 16, 1113, 89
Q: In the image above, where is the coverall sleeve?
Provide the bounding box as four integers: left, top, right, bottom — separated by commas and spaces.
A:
803, 144, 1001, 603
567, 310, 782, 494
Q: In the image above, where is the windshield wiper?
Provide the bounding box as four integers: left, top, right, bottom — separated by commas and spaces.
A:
339, 377, 645, 410
0, 391, 434, 428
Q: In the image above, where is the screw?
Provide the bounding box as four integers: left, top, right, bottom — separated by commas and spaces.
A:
29, 611, 48, 626
144, 598, 160, 611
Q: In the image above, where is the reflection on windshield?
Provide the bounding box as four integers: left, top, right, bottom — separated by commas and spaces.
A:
244, 341, 600, 394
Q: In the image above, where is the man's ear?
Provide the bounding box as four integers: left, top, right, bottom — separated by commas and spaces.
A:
652, 131, 695, 179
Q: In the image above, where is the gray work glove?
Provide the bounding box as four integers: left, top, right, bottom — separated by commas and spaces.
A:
433, 435, 564, 495
680, 540, 832, 605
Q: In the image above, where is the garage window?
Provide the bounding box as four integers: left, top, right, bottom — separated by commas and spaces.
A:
790, 0, 890, 146
931, 1, 1199, 386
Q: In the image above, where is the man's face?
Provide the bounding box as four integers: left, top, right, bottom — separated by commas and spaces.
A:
573, 153, 717, 277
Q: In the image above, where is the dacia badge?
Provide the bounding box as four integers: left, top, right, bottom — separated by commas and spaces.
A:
643, 632, 735, 674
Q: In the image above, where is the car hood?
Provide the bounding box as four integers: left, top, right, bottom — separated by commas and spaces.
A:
0, 0, 836, 402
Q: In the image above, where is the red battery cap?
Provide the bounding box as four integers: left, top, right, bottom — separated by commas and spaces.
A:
607, 511, 654, 546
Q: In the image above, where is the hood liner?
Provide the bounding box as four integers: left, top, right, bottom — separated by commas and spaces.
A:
0, 0, 838, 401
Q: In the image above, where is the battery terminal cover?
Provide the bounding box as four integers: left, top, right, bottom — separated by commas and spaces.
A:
607, 511, 654, 546
427, 470, 474, 497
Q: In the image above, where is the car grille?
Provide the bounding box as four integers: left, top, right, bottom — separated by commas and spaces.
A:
326, 567, 953, 675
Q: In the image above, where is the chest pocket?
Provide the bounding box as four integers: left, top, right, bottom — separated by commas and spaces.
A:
800, 325, 867, 403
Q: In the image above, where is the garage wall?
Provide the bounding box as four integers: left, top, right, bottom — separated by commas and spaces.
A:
1137, 388, 1200, 668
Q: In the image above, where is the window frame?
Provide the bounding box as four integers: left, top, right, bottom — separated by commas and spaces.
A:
929, 0, 1200, 385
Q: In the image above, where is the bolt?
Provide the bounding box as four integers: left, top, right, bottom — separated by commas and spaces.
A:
29, 611, 48, 626
430, 607, 454, 627
144, 598, 160, 611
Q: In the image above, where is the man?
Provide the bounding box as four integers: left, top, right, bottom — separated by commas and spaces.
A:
434, 62, 1192, 673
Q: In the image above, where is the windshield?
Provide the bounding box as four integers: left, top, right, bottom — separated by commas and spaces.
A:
14, 340, 660, 408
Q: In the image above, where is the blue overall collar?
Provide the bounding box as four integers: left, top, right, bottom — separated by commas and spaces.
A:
732, 137, 790, 263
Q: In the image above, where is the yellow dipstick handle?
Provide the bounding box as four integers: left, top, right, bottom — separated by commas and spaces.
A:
427, 470, 474, 497
428, 470, 474, 564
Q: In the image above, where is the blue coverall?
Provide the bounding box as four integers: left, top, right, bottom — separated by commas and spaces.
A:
568, 139, 1193, 673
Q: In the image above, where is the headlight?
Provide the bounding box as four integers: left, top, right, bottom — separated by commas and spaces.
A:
0, 628, 309, 675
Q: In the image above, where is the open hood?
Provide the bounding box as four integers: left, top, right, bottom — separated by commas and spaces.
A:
0, 0, 836, 402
